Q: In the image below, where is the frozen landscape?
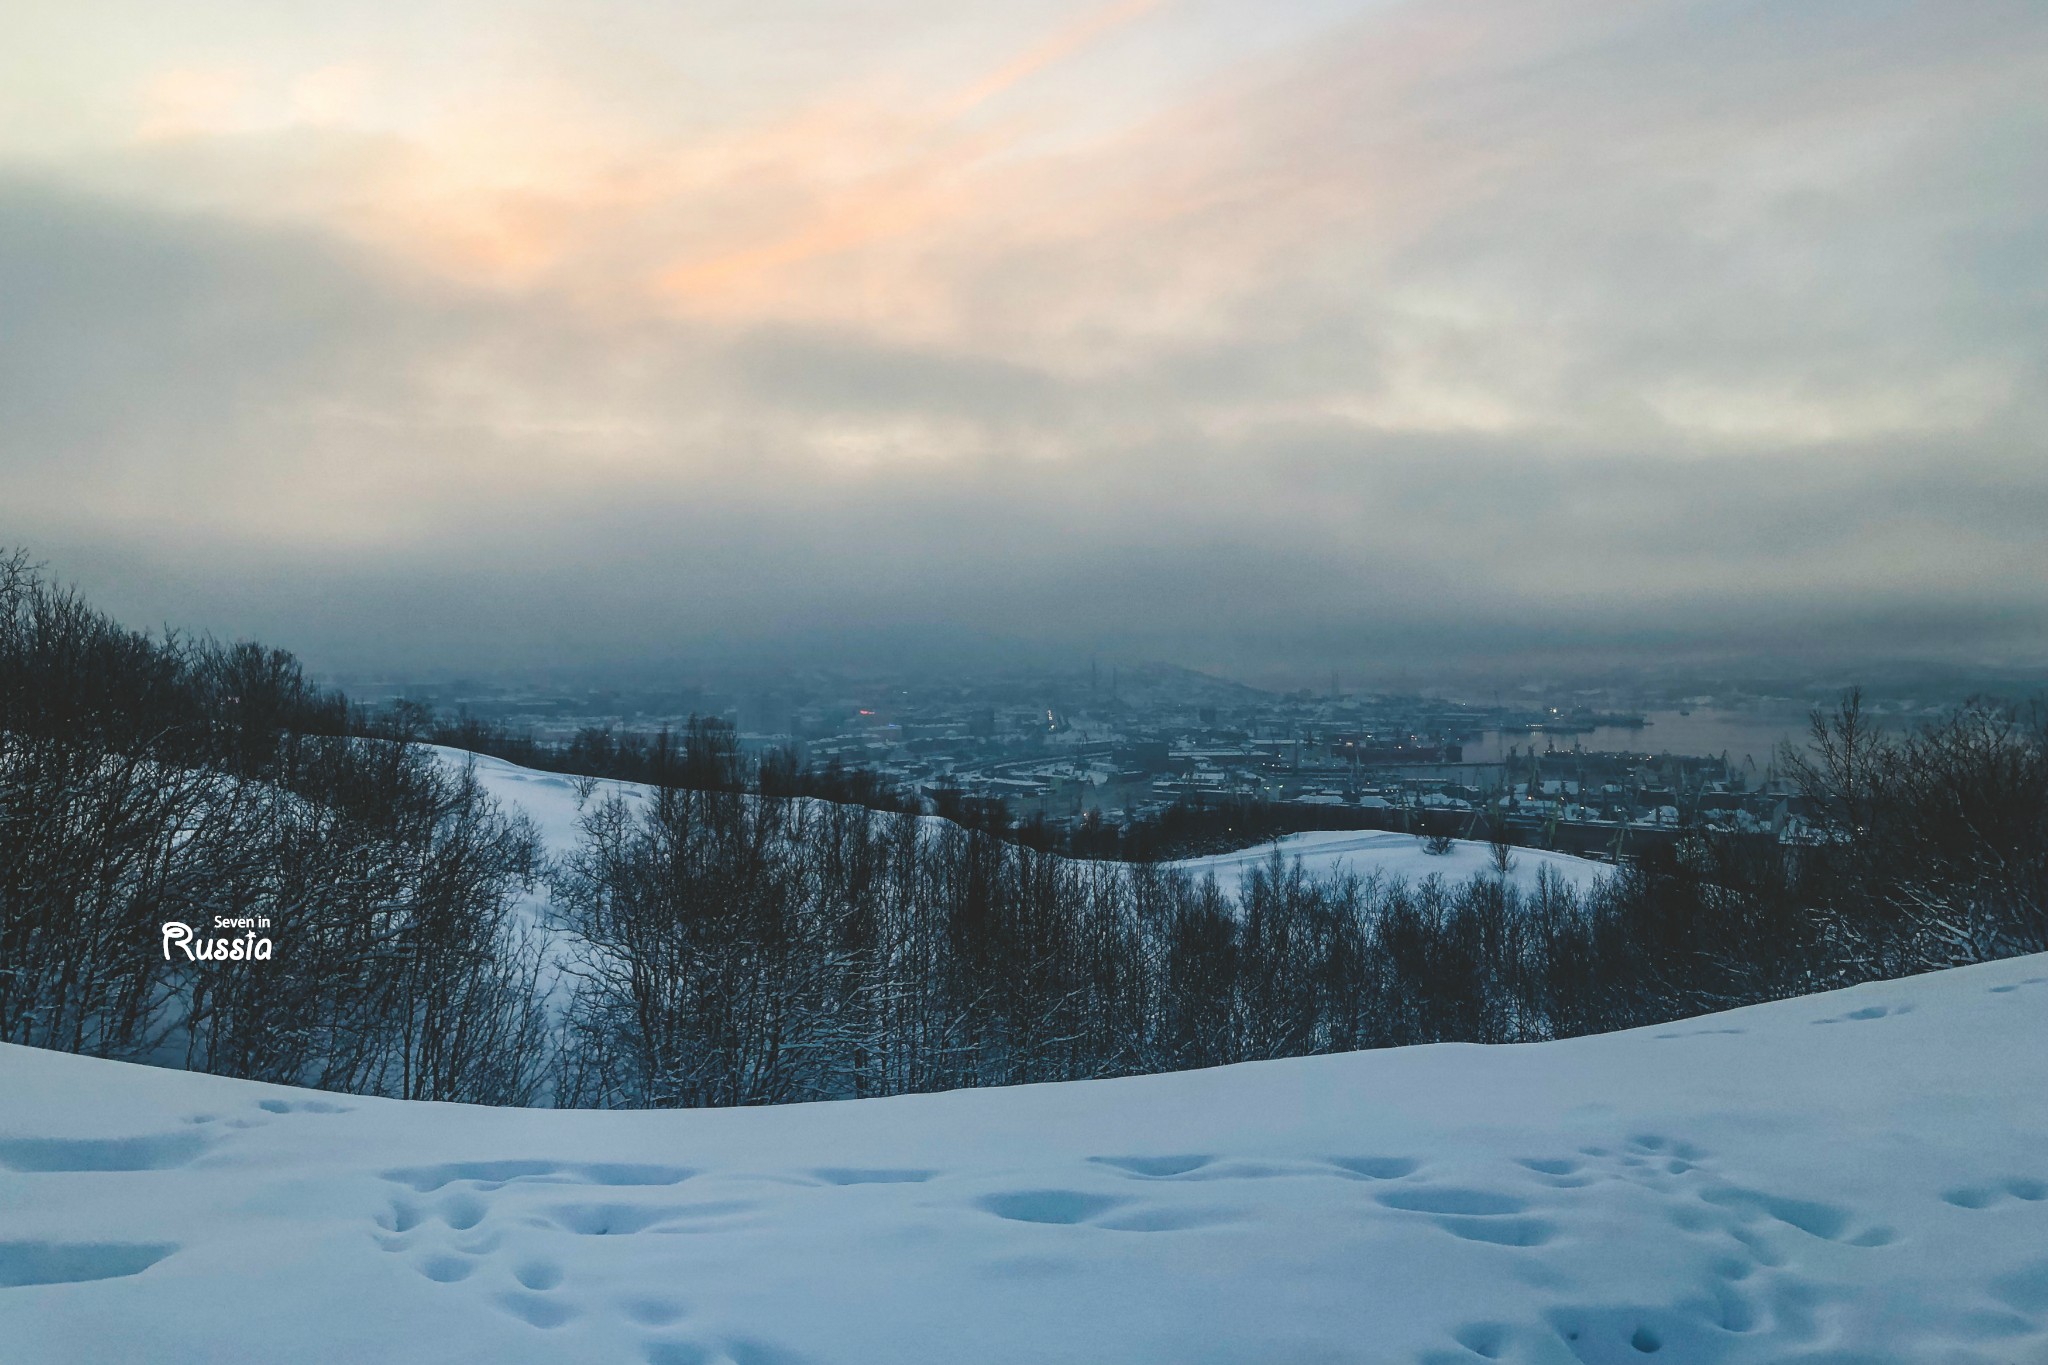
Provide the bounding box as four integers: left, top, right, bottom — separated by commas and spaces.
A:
1170, 829, 1608, 901
6, 0, 2044, 1357
4, 955, 2046, 1364
442, 745, 1611, 904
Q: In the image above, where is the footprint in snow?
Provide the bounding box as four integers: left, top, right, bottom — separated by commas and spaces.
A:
496, 1290, 578, 1329
370, 1159, 722, 1332
1941, 1178, 2048, 1210
977, 1190, 1123, 1225
256, 1097, 353, 1115
512, 1257, 563, 1291
414, 1252, 475, 1284
1812, 1002, 1914, 1024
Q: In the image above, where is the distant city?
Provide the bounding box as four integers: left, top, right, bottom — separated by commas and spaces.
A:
328, 662, 1995, 859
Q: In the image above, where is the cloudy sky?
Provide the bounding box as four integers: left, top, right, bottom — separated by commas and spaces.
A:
3, 0, 2044, 683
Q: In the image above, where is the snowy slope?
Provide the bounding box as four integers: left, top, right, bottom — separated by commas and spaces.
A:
5, 958, 2048, 1364
1171, 828, 1608, 900
431, 745, 649, 860
437, 746, 1609, 900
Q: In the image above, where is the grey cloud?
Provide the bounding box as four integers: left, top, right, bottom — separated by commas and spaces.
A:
4, 0, 2048, 689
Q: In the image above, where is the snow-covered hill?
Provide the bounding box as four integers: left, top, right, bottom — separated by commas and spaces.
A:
5, 957, 2046, 1364
441, 746, 1610, 900
1171, 828, 1607, 900
432, 745, 650, 860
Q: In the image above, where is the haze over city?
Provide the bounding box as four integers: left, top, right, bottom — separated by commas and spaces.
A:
4, 0, 2045, 685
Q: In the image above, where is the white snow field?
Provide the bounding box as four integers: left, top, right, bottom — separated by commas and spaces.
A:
432, 745, 649, 861
5, 958, 2048, 1365
1170, 829, 1609, 901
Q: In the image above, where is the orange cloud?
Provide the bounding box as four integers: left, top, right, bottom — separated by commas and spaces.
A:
654, 0, 1169, 315
136, 66, 253, 141
942, 0, 1164, 120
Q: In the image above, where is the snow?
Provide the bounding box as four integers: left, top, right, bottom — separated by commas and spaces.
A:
436, 746, 1610, 903
428, 746, 648, 861
1172, 828, 1610, 900
5, 957, 2048, 1363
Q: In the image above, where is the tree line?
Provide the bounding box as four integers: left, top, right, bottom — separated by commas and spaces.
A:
1, 551, 548, 1103
3, 548, 2043, 1109
409, 705, 1455, 864
540, 689, 2045, 1106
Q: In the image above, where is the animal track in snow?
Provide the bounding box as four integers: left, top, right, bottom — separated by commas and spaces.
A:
1093, 1152, 1372, 1183
1367, 1177, 1561, 1248
512, 1257, 563, 1290
1544, 1302, 1727, 1363
435, 1192, 489, 1230
1433, 1215, 1560, 1247
1419, 1125, 1928, 1360
1696, 1183, 1858, 1241
976, 1165, 1255, 1233
1941, 1177, 2048, 1209
414, 1252, 475, 1284
370, 1192, 470, 1239
1452, 1320, 1510, 1358
256, 1097, 352, 1115
374, 1197, 423, 1234
1625, 1134, 1707, 1161
1812, 1002, 1914, 1024
383, 1159, 696, 1193
976, 1190, 1125, 1225
370, 1164, 670, 1335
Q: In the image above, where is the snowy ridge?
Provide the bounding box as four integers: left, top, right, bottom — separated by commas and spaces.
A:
4, 956, 2047, 1363
1170, 828, 1608, 900
430, 744, 653, 858
440, 744, 1610, 900
433, 745, 952, 861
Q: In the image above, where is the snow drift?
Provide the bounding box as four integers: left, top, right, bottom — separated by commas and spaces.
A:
4, 956, 2047, 1364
